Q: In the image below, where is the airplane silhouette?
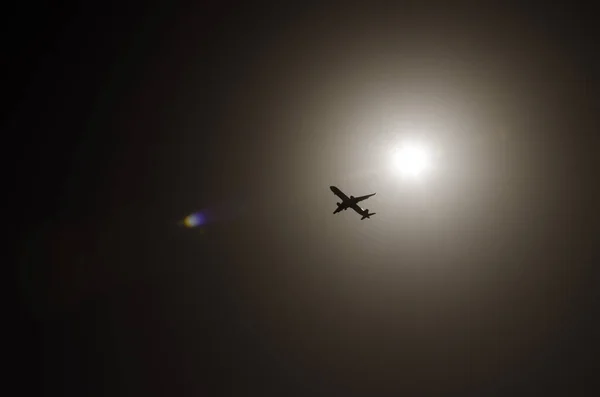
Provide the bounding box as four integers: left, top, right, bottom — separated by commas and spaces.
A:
330, 186, 376, 220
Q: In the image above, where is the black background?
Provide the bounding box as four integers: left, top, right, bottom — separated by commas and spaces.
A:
11, 3, 599, 396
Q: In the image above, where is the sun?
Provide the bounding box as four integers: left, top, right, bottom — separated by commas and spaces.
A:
391, 142, 433, 180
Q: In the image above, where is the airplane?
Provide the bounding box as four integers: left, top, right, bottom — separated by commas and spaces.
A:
330, 186, 376, 220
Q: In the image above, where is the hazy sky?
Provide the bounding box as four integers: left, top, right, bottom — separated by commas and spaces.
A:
14, 3, 598, 396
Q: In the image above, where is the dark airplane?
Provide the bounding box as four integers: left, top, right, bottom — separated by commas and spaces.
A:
330, 186, 376, 220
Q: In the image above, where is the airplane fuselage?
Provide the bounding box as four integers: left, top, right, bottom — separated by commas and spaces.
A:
330, 186, 376, 220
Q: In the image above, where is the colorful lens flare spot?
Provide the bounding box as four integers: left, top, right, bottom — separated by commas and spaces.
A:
183, 212, 205, 227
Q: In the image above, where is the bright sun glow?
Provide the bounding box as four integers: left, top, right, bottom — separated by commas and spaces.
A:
392, 142, 433, 180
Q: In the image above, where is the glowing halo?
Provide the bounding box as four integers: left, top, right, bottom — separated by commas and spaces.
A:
391, 141, 433, 180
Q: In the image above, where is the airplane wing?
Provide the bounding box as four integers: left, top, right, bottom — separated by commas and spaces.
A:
354, 193, 376, 202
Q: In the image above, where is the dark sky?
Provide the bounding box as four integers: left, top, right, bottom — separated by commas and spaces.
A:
13, 3, 598, 396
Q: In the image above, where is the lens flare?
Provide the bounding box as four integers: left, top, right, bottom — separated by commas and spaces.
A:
183, 212, 205, 227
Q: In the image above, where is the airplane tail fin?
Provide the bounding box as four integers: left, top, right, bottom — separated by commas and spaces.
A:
361, 212, 376, 220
